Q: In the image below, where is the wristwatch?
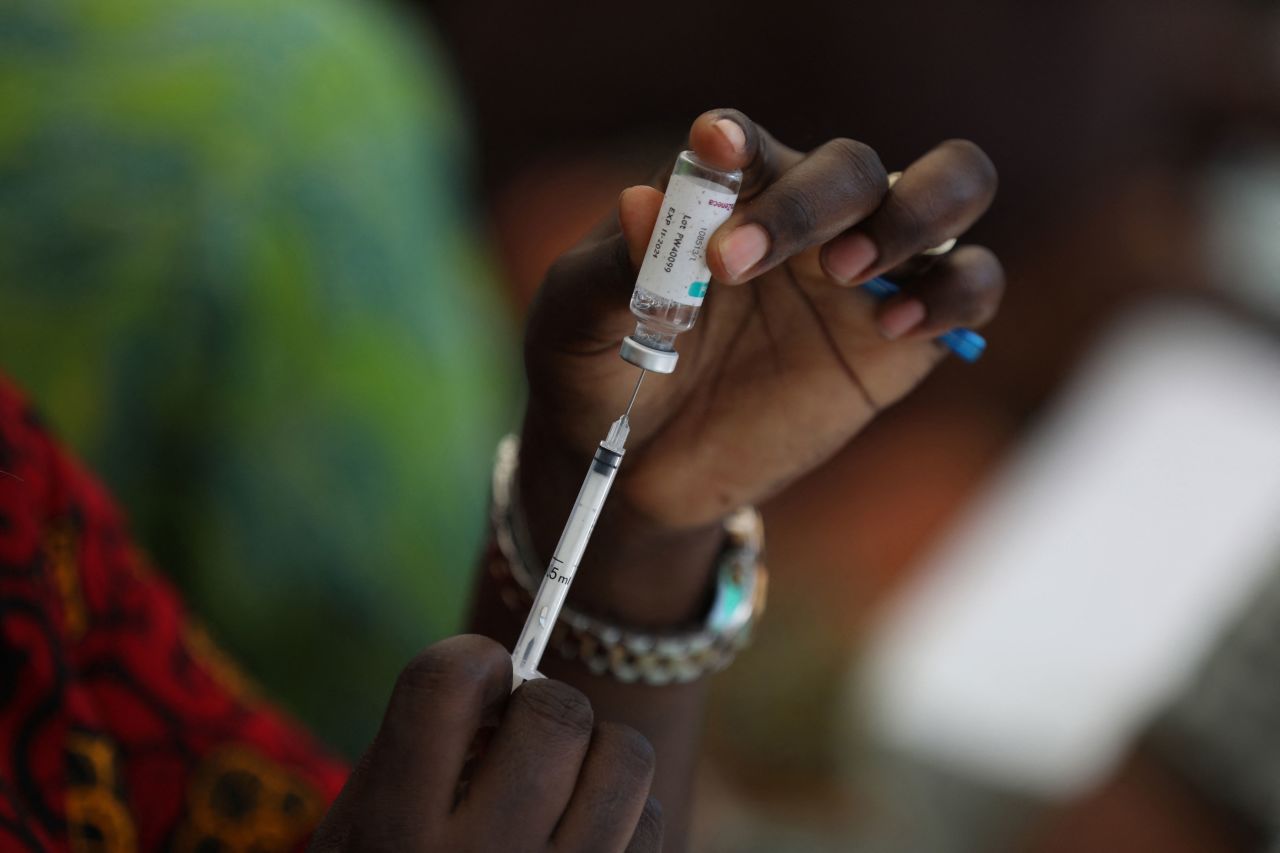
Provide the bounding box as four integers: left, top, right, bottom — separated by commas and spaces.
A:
488, 435, 768, 685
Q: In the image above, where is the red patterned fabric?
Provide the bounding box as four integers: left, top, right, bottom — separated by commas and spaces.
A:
0, 376, 348, 851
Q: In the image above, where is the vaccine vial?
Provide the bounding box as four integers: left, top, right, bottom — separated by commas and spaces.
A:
620, 151, 742, 373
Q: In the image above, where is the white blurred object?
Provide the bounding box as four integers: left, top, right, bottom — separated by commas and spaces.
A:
863, 302, 1280, 798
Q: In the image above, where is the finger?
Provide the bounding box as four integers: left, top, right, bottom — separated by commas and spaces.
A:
872, 245, 1005, 341
553, 723, 656, 853
823, 139, 997, 286
686, 108, 802, 197
461, 679, 595, 846
624, 798, 665, 853
619, 185, 664, 269
707, 137, 889, 284
362, 635, 513, 825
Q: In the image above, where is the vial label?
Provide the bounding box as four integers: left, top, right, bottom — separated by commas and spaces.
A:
635, 171, 738, 307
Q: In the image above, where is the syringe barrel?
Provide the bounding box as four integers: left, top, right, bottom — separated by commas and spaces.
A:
511, 444, 622, 683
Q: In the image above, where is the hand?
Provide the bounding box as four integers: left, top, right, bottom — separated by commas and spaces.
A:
523, 109, 1002, 533
310, 635, 663, 853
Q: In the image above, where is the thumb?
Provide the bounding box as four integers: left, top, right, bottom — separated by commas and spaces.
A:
619, 185, 664, 268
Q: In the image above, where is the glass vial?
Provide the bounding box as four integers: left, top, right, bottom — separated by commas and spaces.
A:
629, 151, 743, 351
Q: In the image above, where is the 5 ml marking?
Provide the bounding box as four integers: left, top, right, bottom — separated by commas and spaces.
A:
547, 559, 573, 585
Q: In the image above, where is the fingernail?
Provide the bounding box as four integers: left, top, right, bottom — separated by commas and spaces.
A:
878, 298, 927, 340
714, 118, 746, 154
720, 224, 769, 280
825, 232, 879, 284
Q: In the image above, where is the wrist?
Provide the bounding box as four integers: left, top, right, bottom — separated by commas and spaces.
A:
517, 413, 724, 629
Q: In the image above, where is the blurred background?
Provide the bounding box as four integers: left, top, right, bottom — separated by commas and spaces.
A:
4, 0, 1280, 849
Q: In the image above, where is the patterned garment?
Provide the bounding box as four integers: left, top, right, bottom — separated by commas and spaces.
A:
0, 375, 348, 850
0, 0, 515, 756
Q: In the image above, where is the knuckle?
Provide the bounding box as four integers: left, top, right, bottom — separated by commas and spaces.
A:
514, 679, 594, 739
929, 247, 1005, 328
827, 137, 887, 192
765, 182, 821, 240
882, 192, 932, 252
940, 138, 999, 203
395, 634, 505, 699
596, 722, 657, 781
958, 245, 1006, 294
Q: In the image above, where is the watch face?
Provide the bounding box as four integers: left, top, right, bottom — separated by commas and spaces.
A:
709, 509, 767, 634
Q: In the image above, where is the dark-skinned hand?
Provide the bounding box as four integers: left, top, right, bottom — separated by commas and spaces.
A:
309, 635, 663, 853
518, 108, 1003, 625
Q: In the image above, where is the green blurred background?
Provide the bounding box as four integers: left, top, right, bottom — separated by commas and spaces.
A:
0, 0, 515, 758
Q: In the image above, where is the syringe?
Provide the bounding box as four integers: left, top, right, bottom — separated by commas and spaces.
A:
510, 372, 646, 686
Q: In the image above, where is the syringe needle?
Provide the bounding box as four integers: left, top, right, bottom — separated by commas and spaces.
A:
624, 370, 646, 420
